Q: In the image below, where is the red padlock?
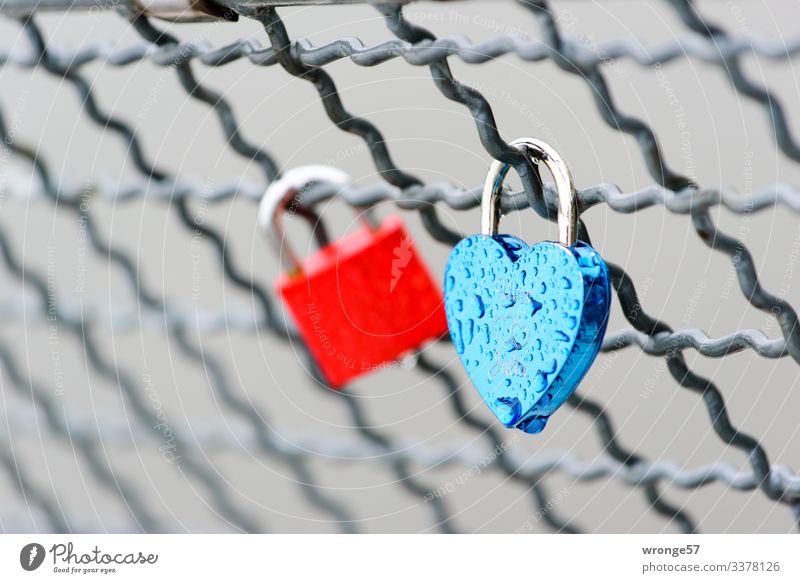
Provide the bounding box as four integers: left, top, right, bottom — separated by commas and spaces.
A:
260, 166, 448, 388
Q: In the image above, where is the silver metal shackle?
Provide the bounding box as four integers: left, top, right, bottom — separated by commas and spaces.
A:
481, 137, 578, 248
259, 165, 375, 275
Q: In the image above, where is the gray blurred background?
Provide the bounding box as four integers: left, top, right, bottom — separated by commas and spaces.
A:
0, 0, 798, 533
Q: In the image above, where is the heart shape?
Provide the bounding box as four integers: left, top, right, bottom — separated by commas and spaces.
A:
444, 235, 611, 434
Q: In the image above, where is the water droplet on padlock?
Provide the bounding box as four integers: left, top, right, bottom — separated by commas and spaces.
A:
533, 370, 547, 392
494, 396, 522, 426
453, 319, 465, 354
518, 416, 548, 434
473, 294, 486, 318
528, 296, 543, 317
465, 318, 475, 345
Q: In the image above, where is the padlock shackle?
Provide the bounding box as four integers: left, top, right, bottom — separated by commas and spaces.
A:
481, 138, 578, 248
288, 203, 332, 249
259, 165, 378, 274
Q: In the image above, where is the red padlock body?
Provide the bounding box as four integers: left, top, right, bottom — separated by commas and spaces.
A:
277, 215, 447, 388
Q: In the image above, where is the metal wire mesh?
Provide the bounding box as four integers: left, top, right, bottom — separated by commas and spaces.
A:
0, 0, 799, 533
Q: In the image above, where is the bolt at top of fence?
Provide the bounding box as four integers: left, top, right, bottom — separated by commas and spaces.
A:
0, 0, 435, 18
0, 0, 236, 21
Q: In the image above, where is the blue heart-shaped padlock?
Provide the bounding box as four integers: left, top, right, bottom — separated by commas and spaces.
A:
444, 138, 611, 434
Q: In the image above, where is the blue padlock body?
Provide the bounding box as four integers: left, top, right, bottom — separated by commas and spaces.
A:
444, 235, 611, 434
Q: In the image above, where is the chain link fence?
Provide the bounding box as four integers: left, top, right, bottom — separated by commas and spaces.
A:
0, 0, 799, 533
